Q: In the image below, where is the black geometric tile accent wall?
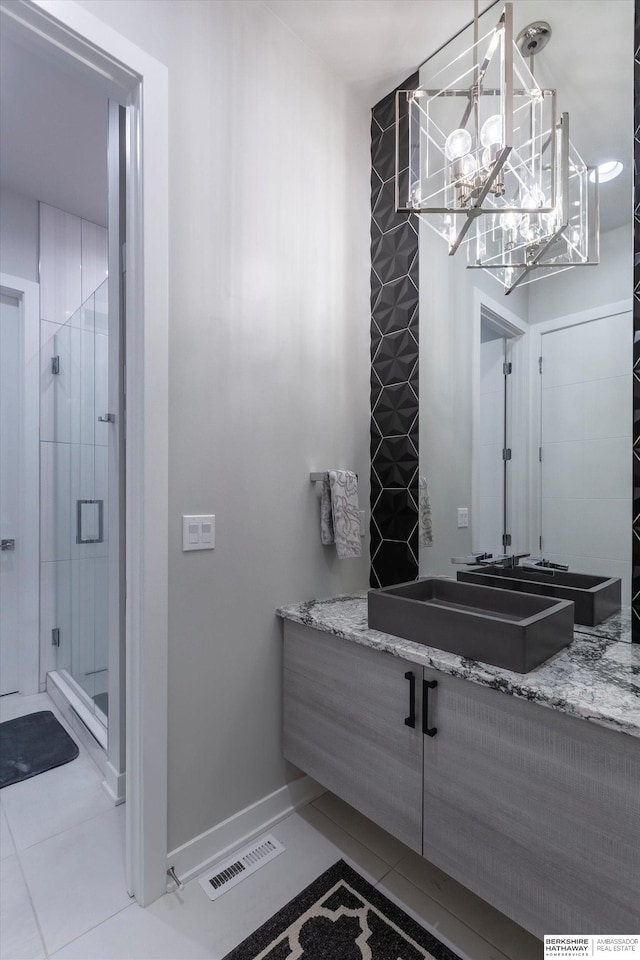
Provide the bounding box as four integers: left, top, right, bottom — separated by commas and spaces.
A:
633, 3, 640, 641
370, 74, 420, 588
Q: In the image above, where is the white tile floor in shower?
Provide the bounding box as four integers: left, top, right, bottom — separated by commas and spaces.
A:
0, 692, 543, 960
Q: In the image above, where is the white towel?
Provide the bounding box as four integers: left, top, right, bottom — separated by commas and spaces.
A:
418, 475, 433, 548
329, 470, 361, 559
320, 477, 334, 545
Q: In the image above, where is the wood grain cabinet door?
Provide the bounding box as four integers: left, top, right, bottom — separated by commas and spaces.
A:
283, 622, 423, 852
421, 670, 640, 938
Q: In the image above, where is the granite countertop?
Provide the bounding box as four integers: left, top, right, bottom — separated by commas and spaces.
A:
277, 593, 640, 739
574, 607, 632, 643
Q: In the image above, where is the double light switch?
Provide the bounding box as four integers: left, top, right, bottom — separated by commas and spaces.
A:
182, 515, 215, 551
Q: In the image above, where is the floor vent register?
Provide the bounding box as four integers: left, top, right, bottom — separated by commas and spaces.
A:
198, 834, 285, 901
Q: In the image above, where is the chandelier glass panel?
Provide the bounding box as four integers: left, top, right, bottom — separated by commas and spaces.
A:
396, 3, 599, 294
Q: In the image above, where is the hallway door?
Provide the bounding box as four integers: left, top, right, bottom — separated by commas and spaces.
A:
0, 293, 21, 695
539, 310, 632, 604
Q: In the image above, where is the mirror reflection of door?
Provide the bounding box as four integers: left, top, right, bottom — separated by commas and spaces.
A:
539, 310, 632, 605
0, 292, 20, 695
474, 309, 522, 559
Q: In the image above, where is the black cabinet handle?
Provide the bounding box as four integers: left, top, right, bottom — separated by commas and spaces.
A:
422, 679, 438, 737
404, 671, 416, 728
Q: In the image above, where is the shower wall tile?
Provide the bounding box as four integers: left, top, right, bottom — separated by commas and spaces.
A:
633, 4, 640, 641
39, 319, 89, 446
79, 326, 96, 446
39, 203, 82, 325
70, 443, 108, 561
93, 557, 109, 674
39, 559, 72, 685
40, 440, 71, 563
94, 331, 109, 447
81, 220, 108, 305
70, 558, 108, 681
39, 204, 108, 326
370, 73, 419, 588
94, 279, 108, 334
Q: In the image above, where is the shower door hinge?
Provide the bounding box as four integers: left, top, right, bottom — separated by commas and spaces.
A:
502, 448, 512, 461
539, 447, 543, 462
51, 628, 60, 647
539, 535, 543, 550
538, 356, 543, 374
502, 533, 512, 547
51, 356, 60, 375
503, 361, 512, 376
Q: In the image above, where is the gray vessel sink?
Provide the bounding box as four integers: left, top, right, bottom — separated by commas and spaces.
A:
367, 577, 574, 673
457, 566, 621, 626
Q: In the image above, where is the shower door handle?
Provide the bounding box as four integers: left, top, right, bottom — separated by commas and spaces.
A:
98, 413, 115, 423
76, 500, 104, 544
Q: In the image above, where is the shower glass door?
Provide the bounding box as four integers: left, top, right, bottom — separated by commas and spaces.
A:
51, 278, 110, 725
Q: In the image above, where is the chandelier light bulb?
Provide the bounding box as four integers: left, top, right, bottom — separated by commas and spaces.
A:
460, 154, 478, 178
480, 114, 503, 149
519, 215, 535, 242
522, 186, 546, 209
500, 211, 521, 231
444, 128, 472, 162
481, 146, 496, 169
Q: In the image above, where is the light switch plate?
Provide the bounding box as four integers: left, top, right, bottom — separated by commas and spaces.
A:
182, 515, 215, 551
457, 507, 469, 529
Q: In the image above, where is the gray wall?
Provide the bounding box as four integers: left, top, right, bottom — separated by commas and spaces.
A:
528, 224, 632, 324
0, 187, 39, 283
75, 0, 371, 851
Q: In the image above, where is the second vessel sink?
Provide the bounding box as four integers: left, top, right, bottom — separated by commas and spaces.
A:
367, 577, 574, 673
456, 566, 621, 626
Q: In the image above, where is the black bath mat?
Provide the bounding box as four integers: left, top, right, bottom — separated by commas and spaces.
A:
222, 859, 462, 960
0, 710, 79, 788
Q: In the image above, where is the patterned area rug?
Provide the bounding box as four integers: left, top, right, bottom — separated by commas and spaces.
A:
223, 859, 462, 960
0, 711, 79, 788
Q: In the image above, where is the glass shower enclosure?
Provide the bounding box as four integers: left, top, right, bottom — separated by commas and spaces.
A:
46, 278, 110, 725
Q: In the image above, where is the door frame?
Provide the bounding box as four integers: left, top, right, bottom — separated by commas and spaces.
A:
471, 287, 530, 556
0, 273, 39, 697
528, 299, 632, 560
0, 0, 170, 906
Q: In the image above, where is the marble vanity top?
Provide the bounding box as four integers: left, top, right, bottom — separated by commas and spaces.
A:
277, 593, 640, 739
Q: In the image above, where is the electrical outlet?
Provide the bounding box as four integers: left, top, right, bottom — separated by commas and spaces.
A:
457, 507, 469, 528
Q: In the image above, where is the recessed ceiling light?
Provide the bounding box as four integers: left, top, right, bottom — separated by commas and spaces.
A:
589, 161, 623, 183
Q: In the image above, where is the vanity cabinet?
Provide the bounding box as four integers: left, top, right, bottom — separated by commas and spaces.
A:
282, 621, 640, 937
421, 669, 640, 937
283, 621, 423, 852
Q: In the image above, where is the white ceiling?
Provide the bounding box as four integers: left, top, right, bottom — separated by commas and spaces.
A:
0, 0, 632, 233
265, 0, 633, 232
0, 29, 108, 225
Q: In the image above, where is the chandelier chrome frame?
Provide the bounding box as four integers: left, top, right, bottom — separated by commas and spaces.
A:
395, 4, 558, 255
467, 112, 600, 293
394, 1, 600, 294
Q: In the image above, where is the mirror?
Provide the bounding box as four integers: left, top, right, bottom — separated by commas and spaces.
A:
417, 0, 633, 635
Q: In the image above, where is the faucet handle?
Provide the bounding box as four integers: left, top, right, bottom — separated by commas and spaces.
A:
451, 552, 493, 565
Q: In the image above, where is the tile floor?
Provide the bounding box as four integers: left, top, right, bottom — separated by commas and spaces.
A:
1, 692, 544, 960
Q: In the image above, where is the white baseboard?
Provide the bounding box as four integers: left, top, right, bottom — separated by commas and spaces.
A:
167, 775, 325, 886
103, 762, 126, 805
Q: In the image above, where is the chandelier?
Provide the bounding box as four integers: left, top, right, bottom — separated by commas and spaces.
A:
395, 2, 599, 294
